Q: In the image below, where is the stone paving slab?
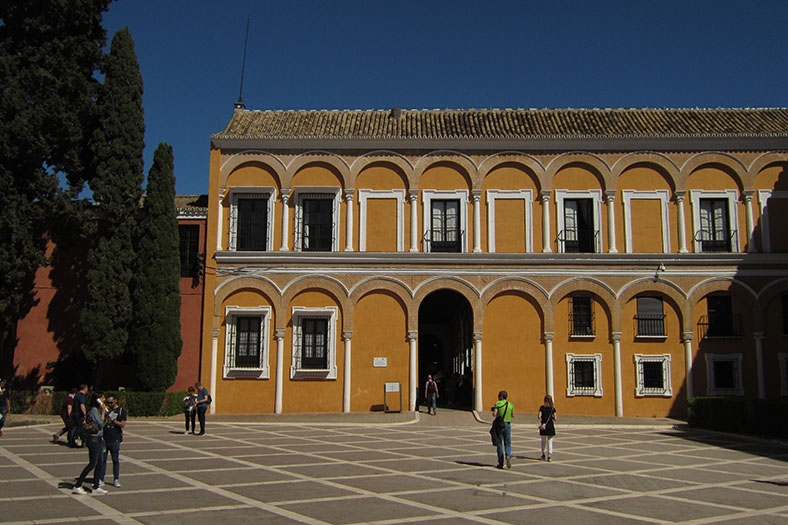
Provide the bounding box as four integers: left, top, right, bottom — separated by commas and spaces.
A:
0, 414, 787, 524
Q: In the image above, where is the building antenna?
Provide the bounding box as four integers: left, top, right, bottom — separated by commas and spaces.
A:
234, 16, 250, 109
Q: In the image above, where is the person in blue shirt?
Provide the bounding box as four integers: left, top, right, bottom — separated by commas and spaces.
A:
194, 382, 210, 435
492, 390, 514, 469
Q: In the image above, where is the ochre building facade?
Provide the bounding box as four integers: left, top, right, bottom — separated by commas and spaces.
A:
203, 107, 788, 417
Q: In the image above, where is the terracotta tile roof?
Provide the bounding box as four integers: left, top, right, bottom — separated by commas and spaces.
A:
175, 194, 208, 217
214, 107, 788, 140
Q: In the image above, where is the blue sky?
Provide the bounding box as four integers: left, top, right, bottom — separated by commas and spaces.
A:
102, 0, 788, 195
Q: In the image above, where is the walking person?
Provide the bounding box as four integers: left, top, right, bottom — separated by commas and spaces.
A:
183, 386, 197, 434
69, 384, 88, 448
72, 392, 108, 495
0, 379, 9, 438
194, 382, 210, 435
491, 390, 514, 468
53, 388, 76, 443
99, 394, 126, 488
538, 394, 557, 461
424, 375, 439, 415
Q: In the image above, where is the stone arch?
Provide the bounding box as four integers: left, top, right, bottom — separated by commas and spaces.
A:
687, 277, 760, 331
213, 276, 284, 331
481, 277, 552, 332
281, 275, 351, 331
350, 278, 413, 337
412, 277, 482, 332
617, 277, 690, 332
611, 152, 680, 191
350, 151, 414, 189
549, 277, 617, 333
478, 152, 547, 190
748, 151, 788, 189
219, 151, 287, 189
545, 152, 613, 191
758, 278, 788, 336
287, 151, 351, 189
414, 151, 478, 189
680, 152, 747, 191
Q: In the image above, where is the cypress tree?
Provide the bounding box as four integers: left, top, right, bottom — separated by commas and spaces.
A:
0, 0, 109, 377
130, 143, 182, 391
80, 28, 144, 373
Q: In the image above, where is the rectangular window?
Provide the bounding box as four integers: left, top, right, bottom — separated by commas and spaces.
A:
703, 295, 738, 338
566, 354, 603, 396
291, 306, 338, 379
634, 354, 672, 396
698, 198, 732, 252
302, 195, 334, 252
705, 353, 743, 396
430, 199, 461, 252
178, 225, 200, 278
563, 198, 596, 253
636, 296, 666, 337
236, 196, 268, 251
224, 306, 270, 379
570, 295, 594, 337
301, 317, 328, 369
232, 316, 261, 368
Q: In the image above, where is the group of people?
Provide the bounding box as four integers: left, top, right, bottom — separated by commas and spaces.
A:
182, 382, 210, 435
491, 392, 557, 469
62, 388, 127, 495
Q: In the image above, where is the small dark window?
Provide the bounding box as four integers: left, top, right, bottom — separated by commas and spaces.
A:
707, 296, 733, 337
636, 296, 665, 337
570, 296, 594, 336
573, 360, 596, 390
233, 316, 261, 368
302, 197, 333, 252
430, 199, 461, 252
563, 199, 596, 253
236, 196, 268, 251
713, 359, 736, 390
178, 225, 200, 278
641, 361, 664, 389
301, 317, 329, 369
698, 198, 732, 252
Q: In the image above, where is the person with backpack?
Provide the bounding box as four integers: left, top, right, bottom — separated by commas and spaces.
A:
424, 375, 439, 415
72, 392, 107, 495
183, 386, 197, 434
492, 390, 514, 469
99, 394, 126, 488
194, 382, 210, 435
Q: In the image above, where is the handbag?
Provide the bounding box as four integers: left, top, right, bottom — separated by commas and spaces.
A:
489, 401, 509, 445
539, 407, 554, 431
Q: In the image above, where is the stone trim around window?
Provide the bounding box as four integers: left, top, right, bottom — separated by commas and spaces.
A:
554, 189, 603, 253
704, 353, 744, 396
293, 187, 341, 252
421, 189, 469, 253
633, 353, 673, 397
621, 189, 671, 253
565, 353, 603, 397
689, 189, 740, 253
228, 187, 276, 251
757, 190, 788, 253
357, 189, 405, 252
290, 306, 338, 380
485, 189, 534, 253
223, 305, 271, 379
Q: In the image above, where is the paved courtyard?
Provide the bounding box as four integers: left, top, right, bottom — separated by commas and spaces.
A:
1, 413, 787, 524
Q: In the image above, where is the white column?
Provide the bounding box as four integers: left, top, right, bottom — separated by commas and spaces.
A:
675, 191, 688, 253
473, 332, 483, 412
274, 329, 284, 414
216, 188, 225, 251
280, 190, 290, 251
343, 331, 352, 412
210, 328, 218, 415
612, 332, 623, 417
344, 190, 354, 252
605, 190, 618, 253
409, 190, 419, 252
472, 189, 482, 253
682, 332, 695, 400
541, 190, 552, 253
544, 332, 554, 398
754, 331, 765, 399
744, 190, 756, 253
407, 331, 418, 410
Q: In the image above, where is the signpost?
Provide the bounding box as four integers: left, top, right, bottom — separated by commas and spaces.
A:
383, 382, 402, 413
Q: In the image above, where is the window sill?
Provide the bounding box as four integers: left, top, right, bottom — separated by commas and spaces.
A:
566, 392, 603, 397
635, 335, 668, 340
570, 334, 596, 340
635, 391, 673, 397
290, 367, 337, 380
223, 368, 269, 379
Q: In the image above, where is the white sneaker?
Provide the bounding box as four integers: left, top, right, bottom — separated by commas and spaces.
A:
112, 479, 121, 488
97, 480, 104, 487
72, 486, 87, 495
92, 487, 108, 495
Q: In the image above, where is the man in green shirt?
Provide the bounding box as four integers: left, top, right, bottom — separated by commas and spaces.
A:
492, 390, 514, 469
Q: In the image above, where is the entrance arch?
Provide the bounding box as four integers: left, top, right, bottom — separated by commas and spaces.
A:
418, 289, 474, 410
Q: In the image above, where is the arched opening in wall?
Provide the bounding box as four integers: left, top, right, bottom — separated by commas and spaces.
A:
418, 290, 474, 411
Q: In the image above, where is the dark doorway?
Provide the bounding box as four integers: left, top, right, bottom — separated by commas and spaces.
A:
418, 290, 474, 410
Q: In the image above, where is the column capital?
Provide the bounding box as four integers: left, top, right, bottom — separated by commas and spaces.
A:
681, 331, 694, 342
218, 187, 226, 199
743, 189, 755, 201
472, 331, 483, 342
540, 189, 552, 200
471, 189, 483, 200
543, 332, 554, 342
407, 330, 418, 341
212, 328, 220, 338
342, 330, 353, 341
674, 190, 686, 200
274, 328, 286, 340
611, 332, 622, 342
605, 190, 616, 200
281, 188, 291, 199
753, 330, 765, 340
344, 189, 355, 200
408, 189, 419, 200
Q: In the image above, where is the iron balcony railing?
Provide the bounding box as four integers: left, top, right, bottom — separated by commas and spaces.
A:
634, 314, 666, 337
697, 314, 742, 339
569, 310, 595, 337
424, 229, 465, 253
694, 229, 737, 253
558, 228, 599, 253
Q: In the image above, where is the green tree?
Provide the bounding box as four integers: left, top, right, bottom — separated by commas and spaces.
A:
0, 0, 110, 378
129, 143, 182, 391
80, 28, 144, 373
